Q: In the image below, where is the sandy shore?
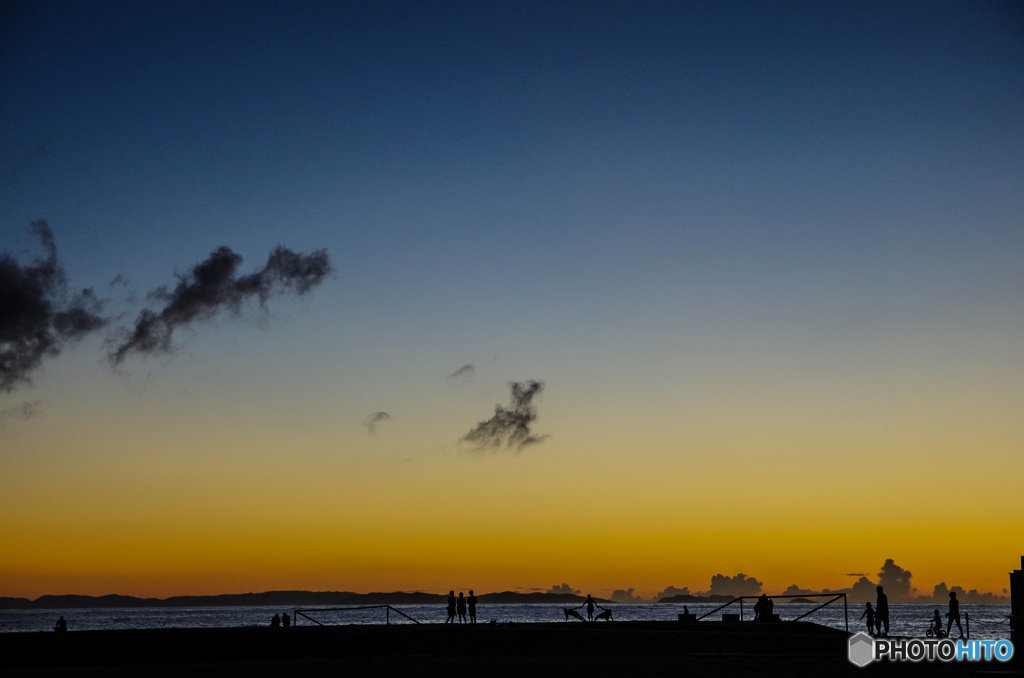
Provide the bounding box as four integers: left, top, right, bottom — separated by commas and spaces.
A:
1, 621, 1014, 677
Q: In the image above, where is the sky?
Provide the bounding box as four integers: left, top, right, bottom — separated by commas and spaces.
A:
1, 0, 1022, 601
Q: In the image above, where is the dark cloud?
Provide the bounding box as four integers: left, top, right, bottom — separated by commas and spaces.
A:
109, 245, 332, 364
849, 576, 878, 602
548, 582, 579, 596
922, 583, 1007, 604
845, 572, 867, 577
781, 584, 817, 596
0, 400, 42, 423
446, 363, 475, 380
461, 380, 547, 452
654, 585, 691, 600
1, 221, 107, 392
610, 587, 644, 603
708, 573, 762, 597
877, 558, 915, 601
364, 411, 391, 434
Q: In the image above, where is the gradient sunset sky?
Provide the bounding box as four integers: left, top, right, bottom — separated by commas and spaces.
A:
2, 1, 1022, 600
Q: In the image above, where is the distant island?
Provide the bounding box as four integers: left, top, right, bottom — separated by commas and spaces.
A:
0, 590, 609, 610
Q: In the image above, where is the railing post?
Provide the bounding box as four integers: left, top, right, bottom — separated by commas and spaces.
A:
965, 612, 969, 639
740, 599, 743, 622
843, 594, 848, 633
387, 606, 390, 625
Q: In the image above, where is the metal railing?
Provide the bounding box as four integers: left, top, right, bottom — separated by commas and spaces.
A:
695, 592, 848, 632
293, 604, 422, 626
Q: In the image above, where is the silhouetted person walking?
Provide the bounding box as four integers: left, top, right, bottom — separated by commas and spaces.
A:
875, 586, 889, 636
583, 594, 596, 621
457, 591, 467, 623
446, 590, 456, 623
946, 591, 964, 638
468, 590, 478, 623
860, 603, 875, 634
54, 616, 67, 633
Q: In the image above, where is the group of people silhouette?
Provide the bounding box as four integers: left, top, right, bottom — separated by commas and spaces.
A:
445, 590, 478, 623
859, 586, 965, 639
270, 612, 290, 628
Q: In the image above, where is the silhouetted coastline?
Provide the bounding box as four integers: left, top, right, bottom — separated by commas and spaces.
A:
0, 590, 608, 610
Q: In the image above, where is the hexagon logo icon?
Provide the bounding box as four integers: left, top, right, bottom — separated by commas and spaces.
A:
848, 632, 875, 667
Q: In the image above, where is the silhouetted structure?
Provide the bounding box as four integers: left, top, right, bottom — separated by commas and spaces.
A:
1011, 556, 1023, 644
457, 592, 467, 624
874, 586, 889, 636
946, 591, 964, 638
445, 591, 456, 624
859, 603, 874, 634
468, 590, 477, 624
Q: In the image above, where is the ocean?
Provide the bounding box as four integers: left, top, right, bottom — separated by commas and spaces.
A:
0, 603, 1012, 639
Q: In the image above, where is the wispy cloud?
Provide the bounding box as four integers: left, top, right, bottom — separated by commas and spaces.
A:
0, 400, 42, 424
109, 245, 332, 364
446, 363, 475, 380
461, 380, 547, 453
364, 411, 391, 434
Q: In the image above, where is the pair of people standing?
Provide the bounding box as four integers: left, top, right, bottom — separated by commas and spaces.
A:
446, 590, 477, 623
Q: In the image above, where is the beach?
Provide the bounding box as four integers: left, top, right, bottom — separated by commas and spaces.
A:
2, 621, 1011, 677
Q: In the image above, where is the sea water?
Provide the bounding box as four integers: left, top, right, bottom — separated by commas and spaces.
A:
0, 603, 1012, 639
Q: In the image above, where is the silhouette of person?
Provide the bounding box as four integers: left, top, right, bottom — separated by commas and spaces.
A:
446, 590, 456, 624
860, 602, 875, 634
457, 591, 467, 623
875, 586, 889, 636
54, 616, 67, 633
754, 594, 775, 621
583, 594, 596, 621
271, 613, 281, 628
946, 591, 964, 638
282, 612, 290, 629
468, 590, 478, 624
932, 609, 943, 636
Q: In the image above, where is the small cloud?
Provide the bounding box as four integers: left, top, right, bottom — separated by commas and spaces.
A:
845, 573, 867, 577
446, 363, 475, 380
363, 411, 391, 434
461, 380, 547, 453
0, 400, 41, 423
548, 582, 579, 595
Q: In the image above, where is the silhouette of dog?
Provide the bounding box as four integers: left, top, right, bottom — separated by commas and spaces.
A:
595, 608, 613, 621
563, 608, 586, 621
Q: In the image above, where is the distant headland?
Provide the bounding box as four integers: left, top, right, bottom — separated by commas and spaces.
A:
0, 590, 609, 610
